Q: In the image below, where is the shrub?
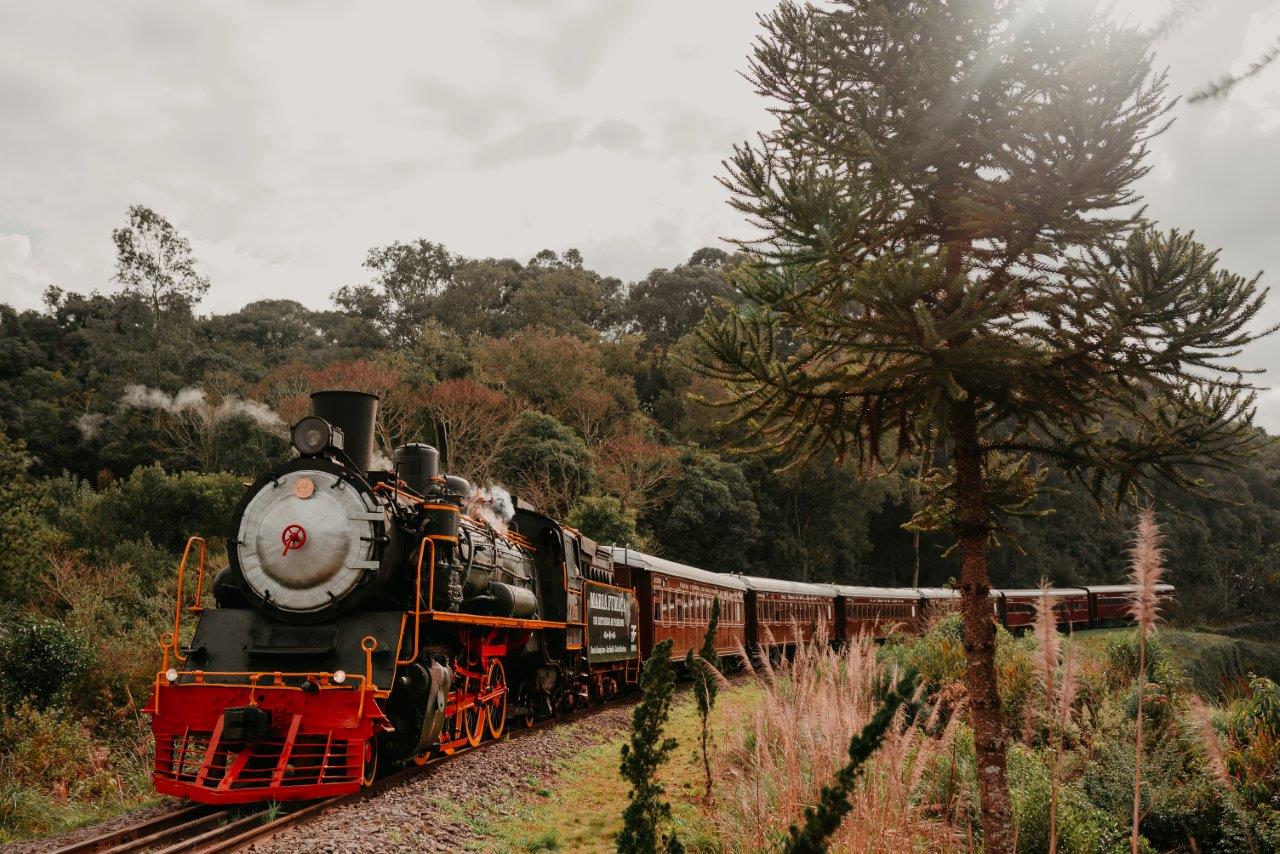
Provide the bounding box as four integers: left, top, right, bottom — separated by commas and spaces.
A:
0, 702, 97, 790
995, 628, 1039, 736
39, 465, 243, 573
618, 638, 681, 854
1101, 632, 1168, 690
0, 620, 93, 710
1006, 744, 1131, 853
0, 703, 153, 841
880, 612, 965, 695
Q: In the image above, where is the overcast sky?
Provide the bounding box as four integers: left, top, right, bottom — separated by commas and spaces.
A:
1, 0, 1278, 426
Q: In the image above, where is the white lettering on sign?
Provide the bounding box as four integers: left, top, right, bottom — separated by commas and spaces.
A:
587, 584, 638, 661
589, 590, 630, 614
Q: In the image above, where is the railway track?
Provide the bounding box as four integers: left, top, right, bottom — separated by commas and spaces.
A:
50, 694, 637, 853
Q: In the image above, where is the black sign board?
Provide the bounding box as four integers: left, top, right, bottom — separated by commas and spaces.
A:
585, 582, 638, 663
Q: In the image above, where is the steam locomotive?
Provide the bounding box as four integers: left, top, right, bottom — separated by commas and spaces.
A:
145, 390, 1172, 804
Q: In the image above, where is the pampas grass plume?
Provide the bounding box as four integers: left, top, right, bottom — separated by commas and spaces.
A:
1034, 578, 1061, 714
1188, 695, 1232, 790
1127, 506, 1165, 634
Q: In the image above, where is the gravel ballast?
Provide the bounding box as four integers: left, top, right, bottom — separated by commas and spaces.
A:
247, 704, 634, 854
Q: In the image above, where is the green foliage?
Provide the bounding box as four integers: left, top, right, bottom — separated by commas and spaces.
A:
1078, 689, 1251, 852
567, 496, 641, 548
625, 251, 738, 353
42, 465, 243, 560
1228, 676, 1280, 743
618, 639, 682, 854
646, 450, 759, 573
496, 411, 594, 515
880, 613, 966, 695
781, 669, 918, 853
686, 598, 722, 802
1102, 632, 1170, 690
1006, 745, 1134, 854
0, 703, 153, 841
0, 621, 92, 710
0, 432, 63, 608
333, 239, 458, 348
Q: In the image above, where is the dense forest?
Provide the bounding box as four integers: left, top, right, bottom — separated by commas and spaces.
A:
0, 207, 1278, 631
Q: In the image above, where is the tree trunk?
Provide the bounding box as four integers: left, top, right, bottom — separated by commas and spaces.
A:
951, 403, 1016, 854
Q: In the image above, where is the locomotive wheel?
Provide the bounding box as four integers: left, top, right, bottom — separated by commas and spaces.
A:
462, 674, 484, 748
486, 659, 508, 739
360, 738, 378, 786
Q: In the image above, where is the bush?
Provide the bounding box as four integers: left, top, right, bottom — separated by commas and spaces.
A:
0, 703, 153, 841
0, 702, 97, 790
1006, 744, 1131, 853
0, 620, 93, 710
880, 612, 965, 695
1078, 695, 1255, 853
995, 628, 1038, 735
1102, 631, 1169, 689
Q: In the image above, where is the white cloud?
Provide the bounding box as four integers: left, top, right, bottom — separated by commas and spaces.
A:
0, 234, 54, 305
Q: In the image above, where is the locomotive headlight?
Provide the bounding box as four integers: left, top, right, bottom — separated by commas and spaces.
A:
291, 416, 343, 456
331, 669, 347, 684
165, 667, 179, 683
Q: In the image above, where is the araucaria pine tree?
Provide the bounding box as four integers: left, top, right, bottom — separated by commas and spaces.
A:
694, 2, 1275, 852
618, 638, 682, 854
685, 597, 722, 802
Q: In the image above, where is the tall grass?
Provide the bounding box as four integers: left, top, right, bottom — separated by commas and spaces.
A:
1126, 507, 1165, 854
713, 634, 961, 852
1032, 580, 1079, 854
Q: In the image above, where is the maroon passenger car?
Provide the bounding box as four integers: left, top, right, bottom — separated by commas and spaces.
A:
738, 575, 836, 651
998, 587, 1090, 631
832, 586, 917, 640
612, 548, 747, 662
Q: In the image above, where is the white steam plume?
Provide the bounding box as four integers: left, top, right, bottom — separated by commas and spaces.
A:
76, 412, 106, 440
118, 384, 284, 428
467, 483, 516, 537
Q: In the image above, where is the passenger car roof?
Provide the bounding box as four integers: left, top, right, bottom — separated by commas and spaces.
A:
1000, 587, 1088, 598
735, 574, 833, 596
608, 547, 748, 591
1082, 584, 1175, 594
830, 585, 918, 599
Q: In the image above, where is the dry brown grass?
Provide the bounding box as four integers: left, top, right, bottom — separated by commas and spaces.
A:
712, 634, 964, 852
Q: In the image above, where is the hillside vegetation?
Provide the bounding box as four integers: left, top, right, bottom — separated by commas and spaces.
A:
0, 209, 1277, 841
479, 623, 1280, 853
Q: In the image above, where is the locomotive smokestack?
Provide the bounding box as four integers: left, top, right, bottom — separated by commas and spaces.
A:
311, 390, 379, 472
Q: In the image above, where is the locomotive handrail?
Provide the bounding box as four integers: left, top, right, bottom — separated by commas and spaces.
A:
169, 536, 207, 664
397, 537, 435, 666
